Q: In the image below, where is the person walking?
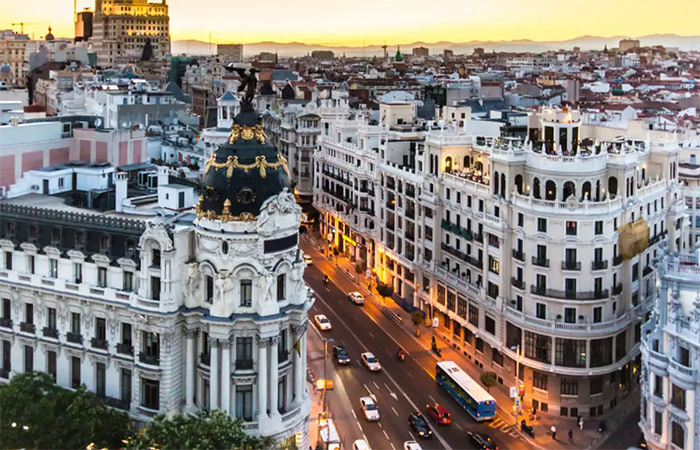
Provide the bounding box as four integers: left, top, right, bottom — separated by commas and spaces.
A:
551, 425, 557, 440
578, 416, 584, 430
568, 429, 573, 443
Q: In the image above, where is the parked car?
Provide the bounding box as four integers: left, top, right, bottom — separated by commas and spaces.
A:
348, 291, 365, 305
360, 396, 380, 421
314, 314, 331, 331
332, 346, 350, 364
425, 403, 451, 425
352, 440, 371, 450
408, 412, 433, 438
360, 352, 382, 371
467, 431, 499, 450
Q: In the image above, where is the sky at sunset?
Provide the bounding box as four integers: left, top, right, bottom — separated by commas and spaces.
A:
1, 0, 698, 45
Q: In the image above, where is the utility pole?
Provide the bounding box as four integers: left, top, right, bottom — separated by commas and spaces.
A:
321, 337, 334, 413
512, 345, 521, 426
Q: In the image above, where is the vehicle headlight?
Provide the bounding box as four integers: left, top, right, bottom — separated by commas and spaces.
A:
419, 431, 424, 435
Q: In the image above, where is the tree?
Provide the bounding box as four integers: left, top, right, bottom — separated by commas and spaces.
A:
376, 283, 394, 302
0, 371, 132, 449
480, 372, 498, 392
126, 410, 272, 450
411, 311, 424, 328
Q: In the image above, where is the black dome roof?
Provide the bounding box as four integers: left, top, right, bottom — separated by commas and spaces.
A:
196, 108, 290, 222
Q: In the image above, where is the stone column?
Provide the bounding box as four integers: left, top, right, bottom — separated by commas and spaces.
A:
257, 337, 269, 421
300, 331, 308, 399
185, 329, 197, 409
221, 338, 231, 414
209, 338, 219, 411
269, 336, 280, 417
292, 324, 306, 405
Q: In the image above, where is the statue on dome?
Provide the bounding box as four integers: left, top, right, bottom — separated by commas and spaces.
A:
225, 65, 258, 108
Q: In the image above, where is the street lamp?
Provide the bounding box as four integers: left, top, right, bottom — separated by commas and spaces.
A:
322, 337, 335, 414
511, 345, 521, 426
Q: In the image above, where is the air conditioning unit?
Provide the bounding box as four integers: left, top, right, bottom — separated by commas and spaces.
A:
31, 185, 40, 191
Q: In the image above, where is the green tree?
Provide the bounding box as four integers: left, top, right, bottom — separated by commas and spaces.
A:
0, 371, 131, 449
480, 371, 498, 392
411, 311, 424, 328
126, 410, 272, 450
376, 283, 394, 300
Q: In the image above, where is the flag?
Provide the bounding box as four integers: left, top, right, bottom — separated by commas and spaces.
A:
294, 337, 301, 356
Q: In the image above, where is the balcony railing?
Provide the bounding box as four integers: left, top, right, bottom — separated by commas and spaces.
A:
0, 317, 11, 328
66, 332, 83, 344
116, 343, 134, 355
43, 327, 59, 339
511, 278, 525, 290
91, 338, 108, 350
200, 352, 211, 365
236, 359, 254, 370
139, 352, 160, 366
643, 266, 654, 277
592, 260, 608, 270
512, 250, 525, 261
19, 322, 36, 333
561, 261, 581, 271
532, 256, 549, 268
613, 255, 622, 266
612, 284, 623, 296
530, 285, 609, 300
102, 396, 131, 410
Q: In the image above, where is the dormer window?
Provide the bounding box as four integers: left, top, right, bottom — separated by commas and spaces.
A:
51, 229, 62, 245
152, 249, 161, 268
28, 225, 38, 241
75, 231, 86, 248
99, 235, 110, 253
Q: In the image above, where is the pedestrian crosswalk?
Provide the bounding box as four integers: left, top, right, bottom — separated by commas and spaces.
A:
308, 351, 324, 360
488, 417, 520, 438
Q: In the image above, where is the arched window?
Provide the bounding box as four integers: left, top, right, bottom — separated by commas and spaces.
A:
463, 155, 470, 168
493, 171, 500, 195
500, 174, 506, 198
595, 180, 601, 201
533, 177, 541, 199
582, 181, 591, 200
444, 156, 453, 173
475, 161, 484, 172
545, 180, 556, 201
515, 174, 523, 194
608, 177, 618, 197
563, 181, 575, 201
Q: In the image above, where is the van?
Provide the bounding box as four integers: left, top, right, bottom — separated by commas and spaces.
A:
352, 439, 371, 450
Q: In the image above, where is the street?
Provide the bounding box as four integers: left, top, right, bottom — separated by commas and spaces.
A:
303, 240, 531, 450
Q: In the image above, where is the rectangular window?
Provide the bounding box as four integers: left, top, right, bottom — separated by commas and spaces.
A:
235, 385, 254, 421
468, 304, 479, 327
561, 378, 578, 396
122, 323, 132, 346
679, 346, 690, 367
142, 331, 160, 358
615, 330, 626, 362
590, 376, 603, 395
151, 249, 161, 268
240, 280, 252, 306
24, 345, 33, 372
47, 350, 56, 381
533, 371, 548, 391
595, 221, 603, 235
536, 303, 546, 319
524, 331, 551, 364
485, 316, 495, 335
654, 411, 662, 436
590, 337, 613, 367
74, 263, 82, 284
564, 307, 576, 323
276, 274, 285, 301
4, 251, 12, 270
488, 256, 499, 275
96, 362, 106, 397
555, 338, 586, 367
236, 337, 253, 369
141, 378, 160, 410
671, 384, 686, 410
71, 312, 81, 334
593, 307, 602, 323
475, 337, 484, 353
28, 255, 35, 274
24, 303, 33, 324
150, 276, 161, 300
206, 275, 214, 303
537, 218, 547, 232
654, 374, 663, 397
123, 271, 133, 292
121, 369, 132, 403
49, 259, 58, 279
97, 267, 107, 288
565, 221, 577, 235
671, 422, 685, 448
518, 213, 524, 227
71, 356, 81, 389
95, 317, 106, 342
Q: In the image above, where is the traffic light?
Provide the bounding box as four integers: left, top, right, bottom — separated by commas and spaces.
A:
580, 352, 586, 363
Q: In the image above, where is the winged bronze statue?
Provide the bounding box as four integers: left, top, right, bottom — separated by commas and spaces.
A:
225, 65, 258, 108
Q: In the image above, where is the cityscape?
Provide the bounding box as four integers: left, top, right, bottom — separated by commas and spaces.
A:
0, 1, 699, 450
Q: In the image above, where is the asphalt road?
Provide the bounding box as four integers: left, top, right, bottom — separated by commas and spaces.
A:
303, 241, 530, 450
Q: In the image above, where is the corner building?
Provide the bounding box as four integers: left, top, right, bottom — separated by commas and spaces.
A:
0, 104, 311, 446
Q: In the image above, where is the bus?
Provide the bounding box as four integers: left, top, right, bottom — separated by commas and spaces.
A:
436, 361, 497, 421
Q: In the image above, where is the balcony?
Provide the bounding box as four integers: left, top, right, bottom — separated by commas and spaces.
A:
512, 250, 525, 262
116, 343, 134, 355
200, 352, 211, 365
474, 233, 483, 243
612, 284, 623, 296
0, 317, 11, 329
511, 278, 525, 290
66, 332, 83, 344
530, 285, 609, 300
668, 359, 696, 385
592, 260, 608, 271
102, 396, 131, 410
532, 256, 550, 268
236, 359, 254, 370
139, 352, 160, 366
43, 327, 59, 339
0, 368, 9, 379
91, 338, 108, 350
643, 266, 654, 277
613, 255, 622, 267
561, 261, 581, 271
19, 322, 36, 334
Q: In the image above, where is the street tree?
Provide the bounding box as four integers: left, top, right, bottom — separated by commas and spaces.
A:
480, 371, 498, 392
376, 283, 394, 302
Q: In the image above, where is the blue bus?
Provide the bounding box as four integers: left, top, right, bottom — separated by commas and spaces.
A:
436, 361, 497, 421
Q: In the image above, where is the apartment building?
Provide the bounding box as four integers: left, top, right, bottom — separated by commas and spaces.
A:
679, 143, 700, 250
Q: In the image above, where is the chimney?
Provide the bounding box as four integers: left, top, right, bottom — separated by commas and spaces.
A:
115, 172, 128, 212
157, 166, 169, 187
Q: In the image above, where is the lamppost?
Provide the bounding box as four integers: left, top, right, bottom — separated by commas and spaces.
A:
511, 345, 521, 426
322, 337, 335, 413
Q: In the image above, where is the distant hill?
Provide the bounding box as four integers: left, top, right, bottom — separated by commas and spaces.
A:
171, 34, 700, 58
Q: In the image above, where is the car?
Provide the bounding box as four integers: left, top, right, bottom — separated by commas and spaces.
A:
352, 440, 371, 450
348, 291, 365, 305
314, 314, 331, 331
425, 403, 451, 425
408, 412, 433, 439
303, 254, 313, 265
360, 352, 382, 371
403, 441, 422, 450
467, 431, 499, 450
332, 346, 350, 364
360, 396, 380, 421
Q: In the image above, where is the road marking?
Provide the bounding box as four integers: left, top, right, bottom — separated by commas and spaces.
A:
392, 406, 399, 416
368, 331, 375, 338
356, 421, 363, 431
409, 431, 416, 441
378, 422, 383, 428
373, 381, 380, 390
383, 430, 390, 440
405, 371, 413, 378
390, 443, 396, 450
351, 409, 357, 419
455, 422, 464, 431
428, 394, 437, 403
340, 339, 346, 347
363, 384, 373, 396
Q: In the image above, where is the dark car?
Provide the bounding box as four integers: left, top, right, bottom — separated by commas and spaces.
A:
332, 346, 350, 364
408, 412, 433, 439
467, 431, 499, 450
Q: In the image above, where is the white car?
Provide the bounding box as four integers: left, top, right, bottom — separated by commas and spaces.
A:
303, 254, 313, 265
360, 396, 380, 421
348, 291, 365, 305
403, 441, 422, 450
314, 314, 331, 331
352, 440, 371, 450
360, 352, 382, 371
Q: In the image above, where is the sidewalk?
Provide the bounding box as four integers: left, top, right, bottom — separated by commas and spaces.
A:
303, 232, 641, 450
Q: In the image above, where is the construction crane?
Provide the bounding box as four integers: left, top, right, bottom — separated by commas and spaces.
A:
11, 22, 48, 34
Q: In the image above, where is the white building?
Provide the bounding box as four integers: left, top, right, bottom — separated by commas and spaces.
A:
0, 104, 312, 447
640, 250, 700, 450
679, 143, 700, 250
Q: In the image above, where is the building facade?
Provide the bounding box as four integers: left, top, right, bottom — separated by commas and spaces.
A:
680, 144, 700, 251
92, 0, 171, 67
0, 30, 29, 87
640, 250, 699, 450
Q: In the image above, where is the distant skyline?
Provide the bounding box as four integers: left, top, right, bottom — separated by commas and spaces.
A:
1, 0, 699, 46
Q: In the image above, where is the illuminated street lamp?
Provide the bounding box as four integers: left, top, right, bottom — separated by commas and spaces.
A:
511, 345, 522, 426
322, 337, 335, 414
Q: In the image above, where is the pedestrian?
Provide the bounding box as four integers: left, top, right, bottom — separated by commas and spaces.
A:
568, 429, 573, 443
551, 425, 556, 440
578, 416, 584, 430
